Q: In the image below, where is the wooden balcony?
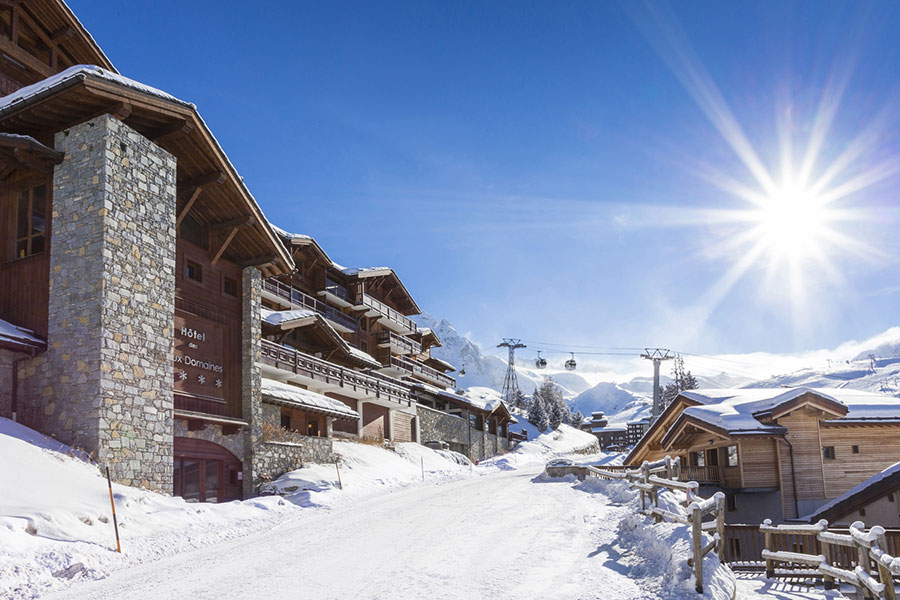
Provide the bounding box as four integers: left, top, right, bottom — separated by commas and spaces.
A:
262, 279, 357, 333
383, 354, 455, 389
376, 330, 422, 356
355, 292, 418, 335
259, 339, 410, 404
680, 465, 723, 485
319, 277, 354, 308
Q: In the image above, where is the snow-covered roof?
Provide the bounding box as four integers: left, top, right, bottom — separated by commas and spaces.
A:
592, 426, 626, 433
806, 461, 900, 522
0, 318, 45, 352
347, 345, 381, 367
261, 378, 359, 420
261, 308, 317, 328
0, 65, 192, 114
674, 387, 900, 437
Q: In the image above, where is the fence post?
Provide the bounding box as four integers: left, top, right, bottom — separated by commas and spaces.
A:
643, 462, 659, 521
715, 493, 726, 562
692, 503, 703, 594
854, 521, 872, 600
639, 461, 648, 513
819, 535, 834, 590
763, 519, 774, 579
875, 527, 896, 600
665, 455, 673, 480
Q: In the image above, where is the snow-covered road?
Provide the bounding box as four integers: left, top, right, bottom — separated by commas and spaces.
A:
45, 468, 646, 600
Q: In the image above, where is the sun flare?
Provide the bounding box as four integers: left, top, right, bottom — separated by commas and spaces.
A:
753, 182, 832, 262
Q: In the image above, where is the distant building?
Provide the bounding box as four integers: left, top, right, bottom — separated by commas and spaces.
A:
582, 411, 627, 450
626, 418, 651, 446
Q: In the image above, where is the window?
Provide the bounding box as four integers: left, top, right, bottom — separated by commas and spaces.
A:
888, 493, 895, 503
694, 450, 706, 467
859, 508, 866, 517
281, 414, 291, 429
360, 341, 368, 353
823, 446, 836, 460
223, 276, 238, 297
186, 259, 202, 283
12, 183, 47, 260
726, 494, 737, 512
307, 418, 320, 437
852, 445, 860, 454
726, 445, 739, 467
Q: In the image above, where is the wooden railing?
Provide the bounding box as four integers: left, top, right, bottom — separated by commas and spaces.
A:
545, 456, 726, 594
324, 277, 350, 302
758, 520, 900, 598
377, 330, 422, 356
262, 279, 357, 332
389, 354, 455, 388
359, 292, 418, 333
680, 465, 722, 485
260, 339, 410, 404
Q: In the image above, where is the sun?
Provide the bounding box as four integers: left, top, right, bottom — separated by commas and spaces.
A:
753, 182, 832, 263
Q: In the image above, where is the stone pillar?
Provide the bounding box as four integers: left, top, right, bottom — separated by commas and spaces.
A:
325, 417, 334, 439
357, 401, 365, 437
20, 115, 177, 491
241, 266, 262, 498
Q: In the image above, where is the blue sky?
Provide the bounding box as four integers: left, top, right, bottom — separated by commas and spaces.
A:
72, 1, 900, 360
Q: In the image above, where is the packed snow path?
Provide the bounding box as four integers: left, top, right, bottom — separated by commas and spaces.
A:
45, 468, 645, 600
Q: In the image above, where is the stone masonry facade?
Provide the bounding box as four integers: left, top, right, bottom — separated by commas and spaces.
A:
241, 266, 263, 497
254, 402, 335, 488
18, 115, 177, 491
0, 350, 15, 418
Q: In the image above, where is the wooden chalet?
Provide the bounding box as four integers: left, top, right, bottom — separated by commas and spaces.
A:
626, 387, 900, 523
0, 1, 294, 503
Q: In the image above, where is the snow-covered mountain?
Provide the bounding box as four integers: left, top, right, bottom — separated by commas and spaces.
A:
746, 351, 900, 397
413, 314, 594, 397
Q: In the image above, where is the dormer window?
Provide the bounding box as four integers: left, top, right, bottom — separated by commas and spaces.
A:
12, 183, 47, 260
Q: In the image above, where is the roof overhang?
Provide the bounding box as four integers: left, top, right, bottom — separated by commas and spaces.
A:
423, 356, 455, 373
261, 378, 359, 421
0, 132, 64, 178
752, 391, 849, 421
624, 395, 701, 465
0, 66, 293, 276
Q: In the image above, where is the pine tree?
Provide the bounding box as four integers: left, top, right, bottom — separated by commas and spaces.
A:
663, 355, 699, 409
513, 388, 528, 410
527, 391, 550, 433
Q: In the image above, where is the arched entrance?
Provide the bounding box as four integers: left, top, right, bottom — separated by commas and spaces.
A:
174, 437, 243, 503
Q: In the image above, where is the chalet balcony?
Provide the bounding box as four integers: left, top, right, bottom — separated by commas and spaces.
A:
262, 279, 357, 333
679, 465, 723, 485
377, 330, 422, 356
318, 277, 354, 308
356, 292, 418, 335
382, 355, 455, 389
259, 339, 410, 405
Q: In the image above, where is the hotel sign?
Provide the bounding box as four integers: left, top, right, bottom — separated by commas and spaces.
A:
174, 313, 226, 401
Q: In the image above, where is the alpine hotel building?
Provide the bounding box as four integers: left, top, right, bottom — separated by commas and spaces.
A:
0, 1, 517, 504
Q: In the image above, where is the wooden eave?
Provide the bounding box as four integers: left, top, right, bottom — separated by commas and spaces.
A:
624, 395, 701, 465
0, 0, 116, 87
489, 401, 512, 424
660, 415, 732, 450
0, 73, 293, 276
808, 472, 900, 524
755, 392, 848, 421
349, 269, 420, 315
0, 131, 63, 178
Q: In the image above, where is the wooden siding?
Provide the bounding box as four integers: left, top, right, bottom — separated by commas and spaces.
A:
175, 238, 243, 419
362, 403, 389, 440
739, 438, 779, 489
0, 176, 51, 337
327, 393, 358, 435
777, 407, 827, 519
392, 411, 414, 443
820, 423, 900, 498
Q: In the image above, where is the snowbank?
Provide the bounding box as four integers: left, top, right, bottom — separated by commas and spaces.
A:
0, 420, 474, 599
264, 440, 473, 507
564, 476, 737, 599
483, 422, 603, 470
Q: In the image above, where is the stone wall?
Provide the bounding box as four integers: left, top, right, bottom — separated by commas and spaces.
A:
417, 404, 468, 447
251, 401, 335, 491
19, 115, 176, 491
241, 266, 262, 497
0, 350, 15, 418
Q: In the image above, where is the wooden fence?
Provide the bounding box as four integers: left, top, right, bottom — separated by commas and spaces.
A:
755, 519, 900, 599
545, 456, 725, 594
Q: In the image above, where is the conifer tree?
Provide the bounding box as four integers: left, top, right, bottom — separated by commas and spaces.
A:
527, 391, 550, 433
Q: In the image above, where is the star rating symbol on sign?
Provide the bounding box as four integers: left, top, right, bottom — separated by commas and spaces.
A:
198, 374, 206, 385
215, 379, 223, 389
179, 370, 187, 381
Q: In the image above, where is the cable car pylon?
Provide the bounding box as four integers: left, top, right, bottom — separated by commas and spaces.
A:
498, 338, 526, 405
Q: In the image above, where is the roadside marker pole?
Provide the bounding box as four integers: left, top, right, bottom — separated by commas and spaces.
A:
335, 458, 343, 490
421, 457, 425, 481
105, 466, 121, 553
